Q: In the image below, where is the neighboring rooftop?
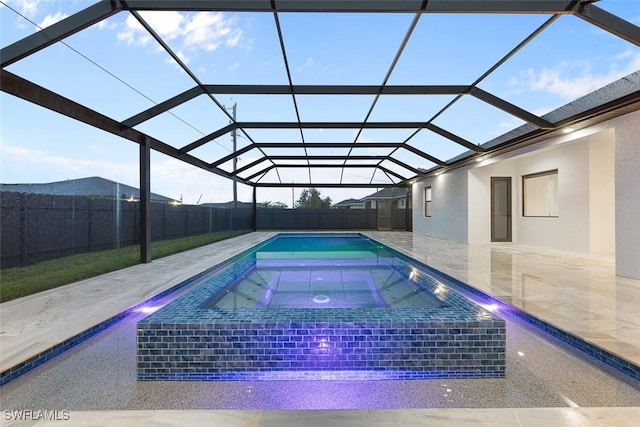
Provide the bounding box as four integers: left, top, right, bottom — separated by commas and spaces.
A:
361, 188, 408, 200
332, 198, 365, 208
334, 188, 409, 208
0, 177, 175, 202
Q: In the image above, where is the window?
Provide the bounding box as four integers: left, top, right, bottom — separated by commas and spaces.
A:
424, 186, 432, 217
523, 170, 558, 217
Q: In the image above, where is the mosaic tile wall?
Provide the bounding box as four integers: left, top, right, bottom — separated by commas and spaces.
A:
137, 319, 505, 380
137, 235, 506, 380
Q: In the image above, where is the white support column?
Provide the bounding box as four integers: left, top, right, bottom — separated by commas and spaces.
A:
615, 110, 640, 279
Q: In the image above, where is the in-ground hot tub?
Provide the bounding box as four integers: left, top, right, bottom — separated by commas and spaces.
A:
137, 233, 506, 380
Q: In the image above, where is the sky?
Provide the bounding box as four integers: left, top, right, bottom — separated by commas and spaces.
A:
1, 0, 639, 206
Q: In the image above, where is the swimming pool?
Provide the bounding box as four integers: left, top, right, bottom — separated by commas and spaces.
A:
202, 236, 445, 310
137, 233, 506, 380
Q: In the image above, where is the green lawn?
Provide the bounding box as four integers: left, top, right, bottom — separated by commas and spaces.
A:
0, 230, 249, 302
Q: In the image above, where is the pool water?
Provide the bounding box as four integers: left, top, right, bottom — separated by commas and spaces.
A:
137, 233, 506, 380
203, 235, 444, 309
253, 235, 380, 253
203, 265, 444, 310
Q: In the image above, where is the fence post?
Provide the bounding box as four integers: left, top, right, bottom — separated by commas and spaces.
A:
19, 193, 27, 266
162, 202, 167, 240
184, 205, 189, 237
88, 198, 93, 251
252, 187, 257, 231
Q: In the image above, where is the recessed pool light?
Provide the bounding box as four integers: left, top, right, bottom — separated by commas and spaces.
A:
137, 306, 161, 314
480, 303, 499, 313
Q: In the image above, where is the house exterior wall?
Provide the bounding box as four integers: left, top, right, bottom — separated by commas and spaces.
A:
511, 137, 592, 252
468, 134, 614, 254
412, 109, 639, 279
412, 168, 468, 243
468, 158, 517, 245
614, 110, 640, 279
589, 131, 615, 255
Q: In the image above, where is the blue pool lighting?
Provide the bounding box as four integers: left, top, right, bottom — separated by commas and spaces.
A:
137, 233, 507, 381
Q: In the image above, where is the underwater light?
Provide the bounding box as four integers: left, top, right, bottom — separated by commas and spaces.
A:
479, 303, 499, 313
136, 306, 161, 314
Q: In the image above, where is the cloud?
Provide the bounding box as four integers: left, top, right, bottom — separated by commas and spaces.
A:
226, 28, 242, 48
297, 57, 315, 72
142, 10, 185, 40
0, 144, 139, 186
165, 50, 190, 67
517, 50, 640, 101
7, 0, 41, 19
38, 11, 68, 28
116, 10, 244, 61
498, 118, 525, 131
185, 12, 243, 50
151, 158, 231, 203
6, 0, 70, 30
96, 19, 118, 30
0, 144, 234, 204
117, 14, 151, 46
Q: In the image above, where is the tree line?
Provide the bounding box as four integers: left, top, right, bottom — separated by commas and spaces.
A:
263, 188, 332, 209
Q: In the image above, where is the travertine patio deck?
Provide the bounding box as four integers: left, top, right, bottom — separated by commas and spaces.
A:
1, 231, 638, 426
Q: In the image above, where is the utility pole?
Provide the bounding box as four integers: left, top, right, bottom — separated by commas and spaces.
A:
232, 102, 237, 209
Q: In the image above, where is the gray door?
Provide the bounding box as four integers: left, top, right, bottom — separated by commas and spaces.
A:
491, 177, 512, 242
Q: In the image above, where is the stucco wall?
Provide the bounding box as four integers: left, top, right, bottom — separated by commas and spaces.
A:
412, 168, 468, 243
468, 137, 604, 253
413, 109, 638, 278
614, 110, 640, 279
588, 131, 615, 255
512, 139, 591, 252
468, 159, 517, 245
